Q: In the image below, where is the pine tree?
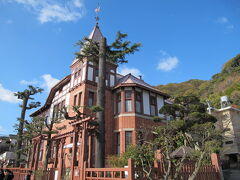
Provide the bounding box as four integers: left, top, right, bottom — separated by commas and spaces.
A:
75, 30, 141, 167
14, 85, 43, 167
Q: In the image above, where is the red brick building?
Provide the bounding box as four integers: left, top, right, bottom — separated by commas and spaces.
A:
29, 24, 169, 178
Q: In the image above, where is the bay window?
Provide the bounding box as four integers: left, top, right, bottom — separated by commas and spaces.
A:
135, 91, 142, 113
150, 95, 157, 116
125, 91, 132, 112
125, 131, 132, 151
117, 92, 121, 114
116, 132, 120, 155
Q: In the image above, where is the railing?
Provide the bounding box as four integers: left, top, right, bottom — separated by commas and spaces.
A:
146, 163, 220, 180
85, 167, 129, 180
73, 159, 134, 180
179, 164, 219, 180
77, 160, 220, 180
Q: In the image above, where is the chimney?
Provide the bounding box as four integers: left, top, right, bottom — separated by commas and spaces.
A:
139, 75, 142, 80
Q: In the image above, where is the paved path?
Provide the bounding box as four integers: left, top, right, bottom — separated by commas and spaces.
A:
223, 169, 240, 180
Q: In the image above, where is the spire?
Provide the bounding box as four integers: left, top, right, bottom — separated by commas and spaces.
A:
71, 6, 103, 65
88, 4, 103, 43
88, 23, 103, 43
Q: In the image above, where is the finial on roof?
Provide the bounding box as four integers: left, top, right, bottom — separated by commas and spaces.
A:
95, 3, 101, 25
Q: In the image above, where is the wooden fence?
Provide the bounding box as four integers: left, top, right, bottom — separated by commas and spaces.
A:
150, 163, 220, 180
72, 159, 221, 180
83, 159, 134, 180
5, 164, 220, 180
4, 154, 222, 180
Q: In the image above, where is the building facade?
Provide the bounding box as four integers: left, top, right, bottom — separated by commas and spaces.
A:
29, 25, 169, 178
212, 105, 240, 168
0, 135, 17, 167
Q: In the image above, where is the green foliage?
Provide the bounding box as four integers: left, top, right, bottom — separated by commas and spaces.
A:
157, 54, 240, 108
156, 79, 207, 98
14, 85, 43, 100
152, 116, 163, 123
159, 104, 182, 119
230, 90, 240, 106
108, 144, 155, 177
107, 32, 141, 64
107, 155, 127, 168
75, 31, 141, 64
222, 54, 240, 73
90, 105, 104, 113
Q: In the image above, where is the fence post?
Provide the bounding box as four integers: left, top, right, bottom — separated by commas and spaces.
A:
211, 153, 224, 180
80, 161, 86, 180
128, 158, 134, 180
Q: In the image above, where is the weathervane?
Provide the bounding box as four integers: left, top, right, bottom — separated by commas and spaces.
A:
95, 3, 101, 24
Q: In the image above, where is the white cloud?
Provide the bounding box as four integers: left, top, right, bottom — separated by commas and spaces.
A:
20, 79, 39, 85
157, 50, 179, 72
41, 74, 59, 91
38, 4, 83, 23
217, 17, 229, 24
118, 66, 143, 77
216, 17, 234, 30
73, 0, 83, 8
0, 84, 20, 103
3, 0, 86, 23
20, 74, 59, 91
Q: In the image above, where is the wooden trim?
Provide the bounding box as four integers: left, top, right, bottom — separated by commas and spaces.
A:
114, 113, 161, 120
113, 83, 169, 98
30, 75, 71, 117
53, 131, 74, 140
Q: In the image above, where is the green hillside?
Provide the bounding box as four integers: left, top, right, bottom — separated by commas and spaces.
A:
156, 54, 240, 108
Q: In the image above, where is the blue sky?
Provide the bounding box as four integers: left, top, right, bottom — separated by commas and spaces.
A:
0, 0, 240, 135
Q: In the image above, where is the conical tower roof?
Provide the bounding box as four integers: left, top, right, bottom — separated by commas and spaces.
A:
72, 24, 103, 65
88, 23, 103, 43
